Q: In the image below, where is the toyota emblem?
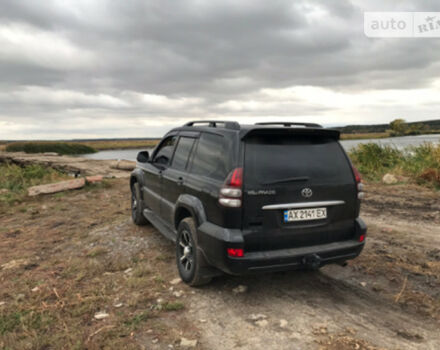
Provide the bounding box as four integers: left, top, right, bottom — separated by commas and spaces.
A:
301, 188, 313, 198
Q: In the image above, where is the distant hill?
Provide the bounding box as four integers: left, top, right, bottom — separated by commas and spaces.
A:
334, 119, 440, 134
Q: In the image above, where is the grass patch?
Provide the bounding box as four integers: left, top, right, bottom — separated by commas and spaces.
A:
86, 247, 108, 258
5, 142, 96, 155
0, 311, 54, 335
123, 311, 151, 329
0, 312, 22, 335
0, 162, 69, 205
132, 265, 152, 278
84, 179, 112, 191
350, 143, 440, 188
153, 275, 165, 284
162, 301, 184, 311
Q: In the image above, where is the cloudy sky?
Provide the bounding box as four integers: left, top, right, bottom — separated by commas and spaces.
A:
1, 0, 440, 139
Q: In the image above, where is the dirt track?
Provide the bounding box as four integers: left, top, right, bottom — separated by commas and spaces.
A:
182, 183, 440, 350
0, 180, 439, 349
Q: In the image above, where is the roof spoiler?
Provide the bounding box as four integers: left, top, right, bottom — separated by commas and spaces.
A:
255, 122, 323, 128
241, 127, 340, 140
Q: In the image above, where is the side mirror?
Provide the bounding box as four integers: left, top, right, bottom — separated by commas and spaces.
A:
136, 151, 149, 163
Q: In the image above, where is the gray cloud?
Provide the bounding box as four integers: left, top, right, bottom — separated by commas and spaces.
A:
1, 0, 440, 139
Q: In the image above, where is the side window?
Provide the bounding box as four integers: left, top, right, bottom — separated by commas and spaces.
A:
171, 137, 196, 171
153, 136, 177, 166
190, 133, 228, 180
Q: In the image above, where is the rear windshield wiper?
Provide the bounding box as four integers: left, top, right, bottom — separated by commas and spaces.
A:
263, 176, 309, 185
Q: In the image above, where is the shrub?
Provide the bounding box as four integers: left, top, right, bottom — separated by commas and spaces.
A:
0, 163, 68, 205
5, 142, 96, 155
349, 143, 404, 179
349, 143, 440, 187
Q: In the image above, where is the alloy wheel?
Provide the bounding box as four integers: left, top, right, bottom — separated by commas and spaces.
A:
178, 229, 193, 272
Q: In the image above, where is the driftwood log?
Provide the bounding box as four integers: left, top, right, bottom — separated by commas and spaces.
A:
110, 160, 136, 171
28, 178, 86, 196
26, 176, 105, 196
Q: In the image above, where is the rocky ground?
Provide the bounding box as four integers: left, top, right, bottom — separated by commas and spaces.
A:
0, 179, 439, 349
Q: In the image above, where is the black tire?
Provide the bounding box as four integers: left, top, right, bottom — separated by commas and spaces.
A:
176, 217, 212, 286
131, 182, 148, 226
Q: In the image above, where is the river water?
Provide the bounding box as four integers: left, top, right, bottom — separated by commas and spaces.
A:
83, 134, 440, 161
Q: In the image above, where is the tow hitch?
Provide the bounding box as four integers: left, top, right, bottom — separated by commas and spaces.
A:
302, 254, 322, 270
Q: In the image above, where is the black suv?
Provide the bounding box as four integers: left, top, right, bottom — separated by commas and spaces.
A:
130, 121, 366, 285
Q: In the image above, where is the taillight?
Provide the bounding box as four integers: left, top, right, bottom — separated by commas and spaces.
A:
219, 198, 242, 207
227, 248, 244, 257
219, 168, 243, 207
359, 234, 365, 243
352, 165, 364, 200
229, 167, 243, 187
353, 165, 361, 184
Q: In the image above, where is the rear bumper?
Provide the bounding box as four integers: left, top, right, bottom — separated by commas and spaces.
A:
197, 217, 366, 275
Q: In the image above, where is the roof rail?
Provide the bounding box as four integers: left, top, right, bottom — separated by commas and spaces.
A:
255, 122, 323, 128
184, 120, 240, 130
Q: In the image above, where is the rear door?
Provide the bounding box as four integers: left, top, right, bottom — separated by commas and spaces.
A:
160, 134, 197, 224
184, 132, 234, 227
242, 132, 357, 251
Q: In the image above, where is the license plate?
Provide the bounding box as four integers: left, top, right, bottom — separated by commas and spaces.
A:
283, 207, 327, 222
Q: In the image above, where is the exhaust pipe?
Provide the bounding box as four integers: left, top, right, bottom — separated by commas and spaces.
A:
302, 254, 322, 270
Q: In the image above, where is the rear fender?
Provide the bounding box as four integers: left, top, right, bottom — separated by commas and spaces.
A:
174, 194, 207, 230
174, 195, 222, 269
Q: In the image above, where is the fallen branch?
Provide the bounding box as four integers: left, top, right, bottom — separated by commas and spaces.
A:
395, 276, 408, 303
87, 325, 115, 342
53, 288, 61, 299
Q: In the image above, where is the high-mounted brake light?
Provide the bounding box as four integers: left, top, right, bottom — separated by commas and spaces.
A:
219, 168, 243, 207
227, 248, 244, 258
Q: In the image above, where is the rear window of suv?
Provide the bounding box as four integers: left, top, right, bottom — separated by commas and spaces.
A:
190, 133, 229, 180
244, 135, 353, 185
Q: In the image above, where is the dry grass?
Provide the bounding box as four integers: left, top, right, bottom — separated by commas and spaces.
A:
352, 223, 440, 320
0, 139, 159, 152
0, 178, 195, 350
5, 142, 96, 155
340, 132, 389, 140
79, 139, 159, 150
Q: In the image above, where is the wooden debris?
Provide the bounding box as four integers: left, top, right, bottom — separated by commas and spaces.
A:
28, 178, 86, 196
85, 175, 103, 184
110, 160, 136, 171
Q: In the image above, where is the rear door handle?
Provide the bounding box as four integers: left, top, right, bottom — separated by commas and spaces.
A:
177, 177, 184, 186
